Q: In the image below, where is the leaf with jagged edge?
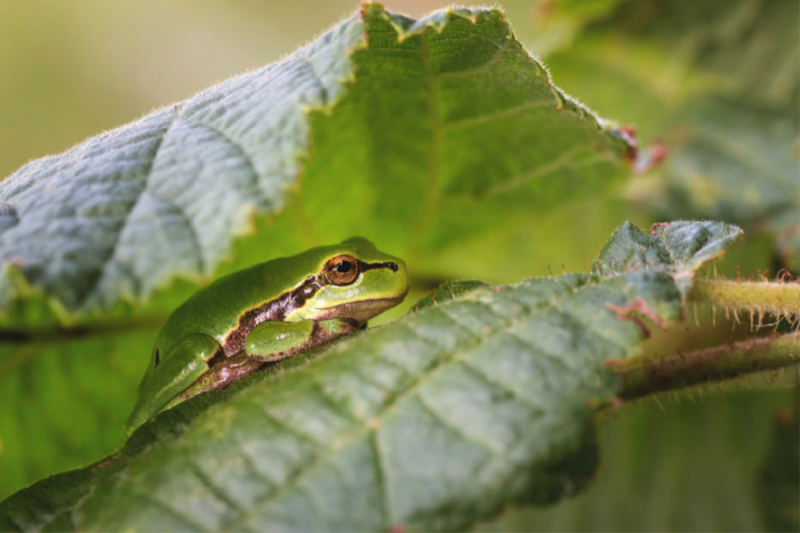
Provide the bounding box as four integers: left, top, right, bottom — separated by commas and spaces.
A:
0, 220, 743, 532
0, 2, 640, 502
0, 3, 634, 317
594, 219, 743, 298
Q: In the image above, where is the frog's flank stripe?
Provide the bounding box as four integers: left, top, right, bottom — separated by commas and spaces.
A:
222, 260, 398, 356
223, 275, 322, 356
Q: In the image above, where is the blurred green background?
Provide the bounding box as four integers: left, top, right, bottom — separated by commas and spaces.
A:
0, 0, 797, 530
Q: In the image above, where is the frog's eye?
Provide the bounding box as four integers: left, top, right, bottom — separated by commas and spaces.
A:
324, 254, 359, 285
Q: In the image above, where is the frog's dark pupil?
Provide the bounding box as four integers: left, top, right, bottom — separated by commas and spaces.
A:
336, 261, 352, 273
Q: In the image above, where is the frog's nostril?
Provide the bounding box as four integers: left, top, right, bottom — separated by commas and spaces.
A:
387, 262, 398, 272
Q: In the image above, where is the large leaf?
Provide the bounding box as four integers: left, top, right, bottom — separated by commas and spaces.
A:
0, 220, 742, 532
0, 3, 638, 501
0, 3, 633, 316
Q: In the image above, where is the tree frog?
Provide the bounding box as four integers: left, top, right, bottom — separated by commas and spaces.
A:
125, 237, 408, 435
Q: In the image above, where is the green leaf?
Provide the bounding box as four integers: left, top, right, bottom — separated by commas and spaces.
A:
0, 13, 361, 314
0, 3, 633, 316
0, 2, 638, 501
595, 219, 743, 298
409, 279, 489, 311
0, 220, 742, 532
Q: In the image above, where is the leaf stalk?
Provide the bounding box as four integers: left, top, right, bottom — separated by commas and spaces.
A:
688, 279, 800, 321
613, 333, 800, 401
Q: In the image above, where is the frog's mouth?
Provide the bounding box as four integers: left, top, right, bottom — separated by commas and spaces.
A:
315, 295, 406, 324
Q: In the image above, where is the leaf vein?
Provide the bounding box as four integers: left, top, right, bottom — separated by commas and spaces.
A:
415, 390, 500, 454
370, 431, 394, 526
458, 358, 545, 414
258, 405, 327, 447
136, 491, 213, 532
189, 461, 245, 513
443, 100, 552, 131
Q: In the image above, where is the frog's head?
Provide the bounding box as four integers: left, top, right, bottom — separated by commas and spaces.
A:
287, 237, 408, 324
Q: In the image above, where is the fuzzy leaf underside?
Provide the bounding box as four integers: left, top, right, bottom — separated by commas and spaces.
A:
0, 220, 742, 532
0, 3, 633, 315
0, 17, 359, 313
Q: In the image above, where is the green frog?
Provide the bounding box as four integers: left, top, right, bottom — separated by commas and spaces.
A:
125, 238, 408, 435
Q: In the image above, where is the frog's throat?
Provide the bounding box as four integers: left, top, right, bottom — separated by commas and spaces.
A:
221, 261, 399, 356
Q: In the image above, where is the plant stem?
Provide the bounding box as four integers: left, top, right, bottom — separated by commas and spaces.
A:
613, 333, 800, 401
689, 279, 800, 319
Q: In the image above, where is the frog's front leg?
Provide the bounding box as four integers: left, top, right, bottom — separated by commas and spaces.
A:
244, 319, 360, 362
125, 333, 221, 435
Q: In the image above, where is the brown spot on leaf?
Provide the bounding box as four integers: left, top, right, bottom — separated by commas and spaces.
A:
606, 297, 666, 328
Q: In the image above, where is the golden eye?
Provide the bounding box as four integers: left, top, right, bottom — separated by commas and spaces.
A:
324, 254, 359, 285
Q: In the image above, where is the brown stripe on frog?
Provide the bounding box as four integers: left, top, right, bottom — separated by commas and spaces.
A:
222, 275, 323, 356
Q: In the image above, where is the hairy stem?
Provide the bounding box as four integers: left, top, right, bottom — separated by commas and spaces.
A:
612, 333, 800, 401
689, 279, 800, 319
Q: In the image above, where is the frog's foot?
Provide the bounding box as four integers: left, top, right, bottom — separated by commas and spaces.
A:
244, 318, 360, 362
125, 333, 221, 435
